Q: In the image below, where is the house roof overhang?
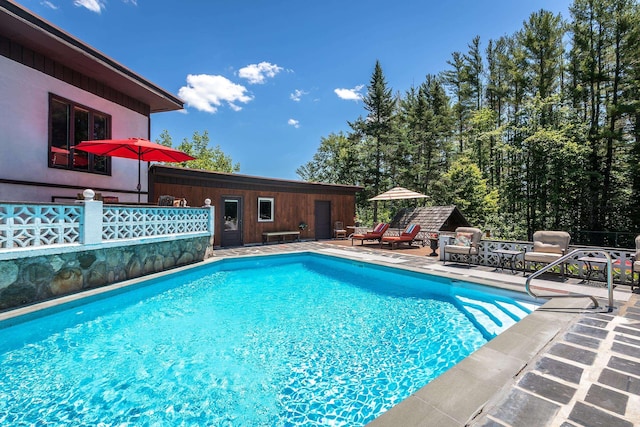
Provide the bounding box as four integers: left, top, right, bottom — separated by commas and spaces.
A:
149, 165, 364, 195
0, 0, 184, 113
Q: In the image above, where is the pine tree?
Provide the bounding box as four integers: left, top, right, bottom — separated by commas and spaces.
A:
351, 60, 396, 222
442, 52, 473, 152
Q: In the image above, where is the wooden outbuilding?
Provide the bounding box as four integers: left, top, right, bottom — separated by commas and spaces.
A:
390, 206, 470, 233
149, 165, 362, 247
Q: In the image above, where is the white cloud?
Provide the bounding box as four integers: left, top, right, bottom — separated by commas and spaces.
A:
238, 62, 283, 84
334, 85, 364, 101
73, 0, 134, 12
290, 89, 308, 102
178, 74, 253, 113
73, 0, 105, 13
288, 119, 300, 129
41, 1, 58, 9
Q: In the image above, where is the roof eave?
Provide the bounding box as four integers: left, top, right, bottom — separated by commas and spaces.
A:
0, 0, 184, 113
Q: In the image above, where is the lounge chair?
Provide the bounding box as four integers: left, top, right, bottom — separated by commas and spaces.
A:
631, 235, 640, 291
443, 227, 482, 266
334, 221, 347, 239
351, 223, 390, 246
380, 224, 421, 249
523, 231, 571, 279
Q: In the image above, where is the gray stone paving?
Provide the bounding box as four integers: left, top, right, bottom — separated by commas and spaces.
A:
210, 241, 640, 427
478, 294, 640, 427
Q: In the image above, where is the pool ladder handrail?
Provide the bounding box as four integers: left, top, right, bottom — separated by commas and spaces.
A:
525, 248, 614, 312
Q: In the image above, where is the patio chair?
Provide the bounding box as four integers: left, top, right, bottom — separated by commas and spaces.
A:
380, 224, 421, 250
351, 223, 390, 246
334, 221, 347, 239
631, 235, 640, 291
443, 227, 482, 267
523, 231, 571, 279
172, 198, 188, 207
158, 195, 175, 206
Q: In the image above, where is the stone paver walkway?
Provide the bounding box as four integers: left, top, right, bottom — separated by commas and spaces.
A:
211, 241, 640, 426
474, 293, 640, 427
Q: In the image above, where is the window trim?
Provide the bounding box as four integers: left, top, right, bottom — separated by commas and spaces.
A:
48, 93, 112, 175
257, 197, 274, 222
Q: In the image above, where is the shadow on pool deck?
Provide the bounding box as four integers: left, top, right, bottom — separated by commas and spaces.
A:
213, 240, 640, 427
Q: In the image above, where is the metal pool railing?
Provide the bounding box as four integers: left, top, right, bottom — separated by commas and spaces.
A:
525, 249, 614, 312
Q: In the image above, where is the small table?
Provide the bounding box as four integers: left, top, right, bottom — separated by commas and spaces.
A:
346, 226, 356, 238
578, 256, 608, 284
493, 249, 522, 274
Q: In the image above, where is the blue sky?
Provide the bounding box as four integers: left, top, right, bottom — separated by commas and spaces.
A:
22, 0, 571, 180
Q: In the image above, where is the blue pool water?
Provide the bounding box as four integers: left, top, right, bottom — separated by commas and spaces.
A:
0, 253, 538, 426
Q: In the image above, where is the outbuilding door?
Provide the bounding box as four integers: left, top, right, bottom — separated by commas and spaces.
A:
221, 196, 243, 247
314, 200, 332, 240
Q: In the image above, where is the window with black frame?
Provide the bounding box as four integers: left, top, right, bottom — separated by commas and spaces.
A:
49, 95, 111, 174
258, 197, 274, 222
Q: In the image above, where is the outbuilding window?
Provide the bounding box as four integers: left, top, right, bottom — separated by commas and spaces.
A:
258, 197, 274, 222
49, 94, 111, 174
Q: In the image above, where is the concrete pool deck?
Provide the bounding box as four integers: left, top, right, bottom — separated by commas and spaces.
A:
212, 240, 640, 427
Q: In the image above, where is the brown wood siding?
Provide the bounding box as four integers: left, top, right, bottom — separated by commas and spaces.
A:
152, 182, 356, 246
149, 166, 361, 246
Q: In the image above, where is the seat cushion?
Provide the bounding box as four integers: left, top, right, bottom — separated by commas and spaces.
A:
445, 244, 478, 255
524, 252, 561, 263
352, 233, 376, 239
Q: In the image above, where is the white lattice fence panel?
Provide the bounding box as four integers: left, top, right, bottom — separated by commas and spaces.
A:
476, 240, 531, 267
102, 206, 209, 241
473, 240, 635, 284
0, 204, 82, 248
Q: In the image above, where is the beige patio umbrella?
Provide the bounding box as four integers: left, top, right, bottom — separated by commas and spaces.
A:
368, 186, 429, 223
368, 186, 428, 201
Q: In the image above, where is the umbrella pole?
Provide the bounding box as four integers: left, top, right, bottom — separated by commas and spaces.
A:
137, 156, 141, 203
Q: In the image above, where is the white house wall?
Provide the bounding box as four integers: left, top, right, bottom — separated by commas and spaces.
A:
0, 56, 150, 203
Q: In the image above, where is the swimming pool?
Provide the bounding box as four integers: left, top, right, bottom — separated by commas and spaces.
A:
0, 252, 539, 426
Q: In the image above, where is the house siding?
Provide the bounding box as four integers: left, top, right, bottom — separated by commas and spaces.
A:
150, 166, 361, 246
0, 35, 150, 116
0, 56, 149, 203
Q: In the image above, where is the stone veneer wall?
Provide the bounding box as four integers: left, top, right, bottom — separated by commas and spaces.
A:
0, 236, 211, 311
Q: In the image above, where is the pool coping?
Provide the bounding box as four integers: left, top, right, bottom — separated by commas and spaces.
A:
0, 244, 630, 426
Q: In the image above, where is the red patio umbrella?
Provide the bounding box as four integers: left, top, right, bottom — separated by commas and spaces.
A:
74, 137, 195, 202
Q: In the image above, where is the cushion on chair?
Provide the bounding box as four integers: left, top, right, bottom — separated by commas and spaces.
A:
444, 244, 476, 255
373, 223, 386, 233
531, 231, 570, 253
532, 241, 564, 254
524, 252, 562, 263
454, 232, 474, 247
